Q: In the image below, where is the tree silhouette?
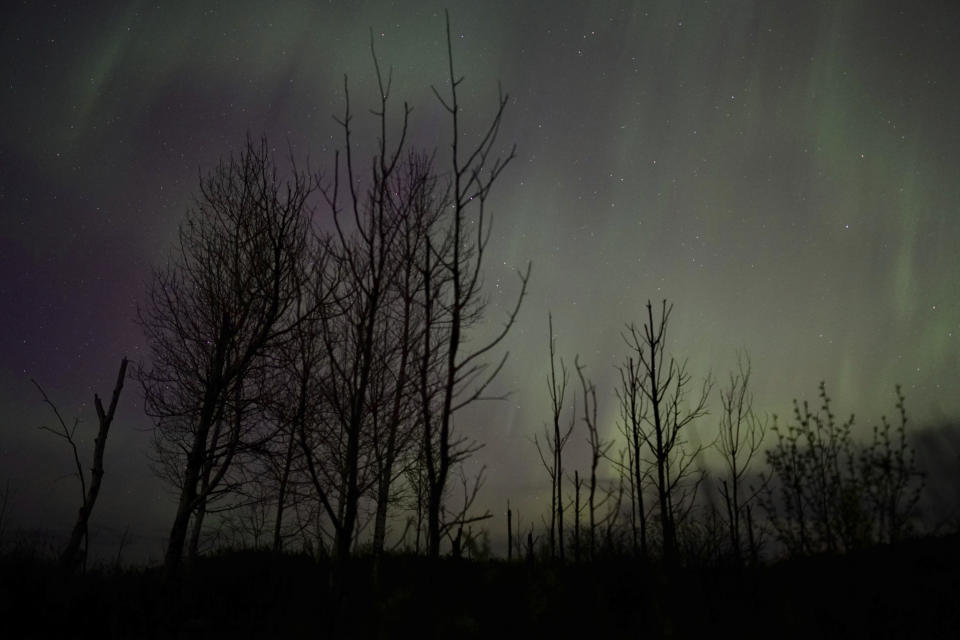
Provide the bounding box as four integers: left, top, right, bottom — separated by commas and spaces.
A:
261, 233, 333, 554
716, 351, 767, 564
622, 300, 711, 563
34, 357, 128, 571
859, 385, 926, 543
534, 313, 574, 561
419, 10, 530, 558
762, 382, 925, 555
615, 349, 650, 559
139, 136, 314, 574
300, 36, 418, 561
368, 152, 443, 557
575, 355, 613, 559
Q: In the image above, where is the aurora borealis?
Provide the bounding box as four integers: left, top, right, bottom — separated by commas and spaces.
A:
1, 1, 958, 559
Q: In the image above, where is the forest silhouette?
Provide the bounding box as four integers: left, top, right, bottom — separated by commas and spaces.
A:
2, 12, 958, 640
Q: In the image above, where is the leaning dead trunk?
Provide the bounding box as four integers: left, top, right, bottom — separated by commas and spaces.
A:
61, 357, 128, 571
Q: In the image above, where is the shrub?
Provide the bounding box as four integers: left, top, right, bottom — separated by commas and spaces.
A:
761, 383, 924, 555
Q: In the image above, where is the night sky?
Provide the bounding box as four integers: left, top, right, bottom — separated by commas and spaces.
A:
2, 0, 959, 561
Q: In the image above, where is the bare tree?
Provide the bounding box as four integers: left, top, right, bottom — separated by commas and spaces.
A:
262, 237, 334, 554
574, 357, 613, 560
34, 357, 128, 571
716, 351, 767, 564
302, 33, 419, 561
615, 353, 649, 559
571, 469, 584, 562
443, 465, 492, 559
369, 152, 444, 557
506, 500, 513, 560
602, 448, 627, 554
139, 136, 314, 574
296, 35, 453, 562
419, 10, 531, 558
534, 314, 574, 560
623, 300, 712, 563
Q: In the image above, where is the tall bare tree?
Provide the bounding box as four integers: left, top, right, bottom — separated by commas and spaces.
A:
534, 314, 574, 560
623, 300, 711, 563
615, 353, 649, 559
302, 59, 409, 560
297, 36, 450, 561
716, 351, 766, 564
139, 136, 314, 574
574, 356, 612, 559
369, 152, 444, 557
419, 10, 531, 558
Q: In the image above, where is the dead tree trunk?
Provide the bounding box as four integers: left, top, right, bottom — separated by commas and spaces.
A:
58, 357, 128, 571
421, 10, 529, 558
507, 501, 513, 561
573, 470, 581, 563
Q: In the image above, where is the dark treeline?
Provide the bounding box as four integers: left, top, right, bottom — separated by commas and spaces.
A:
525, 301, 936, 569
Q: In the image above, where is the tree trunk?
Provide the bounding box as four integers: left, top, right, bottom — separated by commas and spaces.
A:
549, 469, 556, 559
187, 494, 207, 561
573, 470, 580, 563
555, 422, 564, 563
427, 482, 442, 558
507, 503, 513, 561
372, 460, 393, 555
60, 358, 128, 571
164, 397, 215, 574
273, 421, 297, 553
165, 495, 195, 574
648, 355, 675, 562
588, 453, 598, 559
746, 505, 758, 565
632, 412, 648, 560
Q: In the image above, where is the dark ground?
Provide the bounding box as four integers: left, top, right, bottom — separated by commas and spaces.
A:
1, 534, 957, 639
